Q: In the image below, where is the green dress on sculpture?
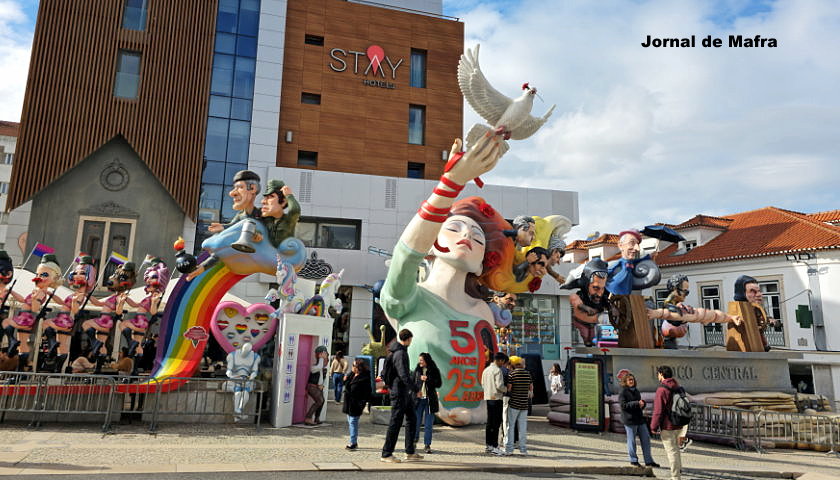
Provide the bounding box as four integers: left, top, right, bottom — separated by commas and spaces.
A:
380, 241, 491, 411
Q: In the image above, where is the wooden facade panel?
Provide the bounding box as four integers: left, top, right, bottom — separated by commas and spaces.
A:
278, 0, 463, 179
9, 0, 217, 217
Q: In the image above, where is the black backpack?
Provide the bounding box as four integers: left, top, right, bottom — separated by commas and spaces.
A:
668, 386, 693, 427
380, 352, 397, 386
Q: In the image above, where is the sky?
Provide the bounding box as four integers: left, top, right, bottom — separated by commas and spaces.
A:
0, 1, 837, 242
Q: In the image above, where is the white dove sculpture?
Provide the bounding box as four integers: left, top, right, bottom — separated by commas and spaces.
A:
458, 44, 556, 156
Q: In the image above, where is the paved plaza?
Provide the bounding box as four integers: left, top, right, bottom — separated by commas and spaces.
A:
0, 404, 836, 478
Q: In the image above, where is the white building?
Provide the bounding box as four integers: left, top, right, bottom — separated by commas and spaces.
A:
0, 121, 18, 250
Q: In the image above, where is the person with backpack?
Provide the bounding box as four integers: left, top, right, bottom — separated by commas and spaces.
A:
651, 365, 691, 480
380, 328, 422, 463
619, 372, 659, 468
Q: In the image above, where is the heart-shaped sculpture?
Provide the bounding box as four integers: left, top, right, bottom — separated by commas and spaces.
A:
210, 301, 278, 353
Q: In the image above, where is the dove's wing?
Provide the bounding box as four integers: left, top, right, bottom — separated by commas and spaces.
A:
458, 44, 512, 126
509, 104, 556, 141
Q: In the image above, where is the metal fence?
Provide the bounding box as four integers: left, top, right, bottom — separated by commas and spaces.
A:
0, 371, 264, 432
688, 404, 840, 455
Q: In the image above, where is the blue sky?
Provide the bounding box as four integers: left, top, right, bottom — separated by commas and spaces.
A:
0, 0, 837, 240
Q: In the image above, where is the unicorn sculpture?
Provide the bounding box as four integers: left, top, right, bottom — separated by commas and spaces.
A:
300, 269, 344, 317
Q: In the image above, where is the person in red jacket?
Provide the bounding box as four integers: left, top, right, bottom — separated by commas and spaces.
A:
651, 366, 686, 480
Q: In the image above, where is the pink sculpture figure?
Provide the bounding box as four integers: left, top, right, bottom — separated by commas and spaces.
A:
121, 259, 169, 359
81, 262, 137, 371
42, 255, 97, 372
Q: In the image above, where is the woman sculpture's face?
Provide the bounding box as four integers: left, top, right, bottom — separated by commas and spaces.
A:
435, 215, 486, 274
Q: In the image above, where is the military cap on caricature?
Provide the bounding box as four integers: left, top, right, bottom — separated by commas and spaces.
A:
262, 179, 286, 196
233, 170, 261, 184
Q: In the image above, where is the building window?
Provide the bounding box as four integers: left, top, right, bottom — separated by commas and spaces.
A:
298, 150, 318, 167
75, 216, 136, 288
408, 105, 425, 145
296, 217, 361, 250
301, 92, 321, 105
760, 280, 785, 347
700, 284, 724, 345
0, 212, 8, 224
114, 50, 142, 99
305, 34, 324, 46
410, 49, 426, 88
407, 162, 425, 179
3, 153, 12, 165
684, 240, 697, 251
0, 182, 8, 195
122, 0, 148, 31
654, 288, 669, 308
510, 294, 559, 347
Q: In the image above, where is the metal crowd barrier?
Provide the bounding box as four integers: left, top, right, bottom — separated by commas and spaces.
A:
688, 403, 840, 456
0, 371, 264, 432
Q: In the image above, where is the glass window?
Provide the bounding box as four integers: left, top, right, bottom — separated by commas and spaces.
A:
0, 182, 8, 194
205, 118, 229, 161
301, 92, 321, 105
407, 162, 424, 179
298, 150, 317, 167
230, 98, 252, 121
701, 284, 723, 345
217, 0, 239, 34
226, 120, 251, 164
233, 57, 256, 98
305, 34, 324, 46
80, 220, 106, 270
220, 195, 236, 223
215, 33, 237, 54
510, 294, 558, 345
114, 50, 141, 99
209, 95, 231, 117
238, 0, 260, 36
202, 161, 226, 184
654, 288, 669, 308
3, 153, 12, 165
410, 49, 426, 88
199, 184, 224, 210
76, 217, 135, 281
759, 281, 783, 320
236, 35, 258, 57
122, 0, 147, 31
408, 105, 425, 145
210, 54, 235, 96
296, 217, 361, 250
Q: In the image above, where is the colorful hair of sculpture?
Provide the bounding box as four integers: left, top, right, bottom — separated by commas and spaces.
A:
448, 196, 515, 297
275, 256, 297, 299
66, 262, 97, 291
144, 261, 170, 293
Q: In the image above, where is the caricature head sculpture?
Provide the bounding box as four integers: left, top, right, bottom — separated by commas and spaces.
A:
511, 215, 536, 248
34, 254, 62, 289
581, 259, 609, 305
734, 275, 762, 305
143, 259, 169, 294
107, 262, 137, 293
260, 179, 288, 219
666, 274, 690, 302
0, 250, 13, 285
229, 170, 261, 213
525, 246, 550, 278
442, 197, 514, 298
618, 230, 642, 260
67, 255, 97, 292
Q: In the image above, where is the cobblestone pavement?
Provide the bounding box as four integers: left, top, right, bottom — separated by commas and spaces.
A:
0, 403, 836, 477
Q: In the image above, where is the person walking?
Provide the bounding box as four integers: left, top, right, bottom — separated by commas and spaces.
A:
499, 357, 512, 448
482, 351, 507, 454
651, 366, 686, 480
343, 358, 372, 450
330, 351, 349, 403
548, 363, 564, 396
504, 355, 532, 456
380, 329, 422, 463
304, 345, 328, 426
619, 372, 659, 468
413, 352, 442, 454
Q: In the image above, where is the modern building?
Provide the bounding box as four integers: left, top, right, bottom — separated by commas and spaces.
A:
0, 121, 18, 250
563, 207, 840, 407
7, 0, 579, 358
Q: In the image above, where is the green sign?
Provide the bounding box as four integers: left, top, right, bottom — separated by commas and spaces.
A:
570, 357, 605, 431
796, 305, 813, 328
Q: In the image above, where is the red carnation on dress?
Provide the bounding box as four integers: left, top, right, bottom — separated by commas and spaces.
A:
527, 277, 542, 293
479, 202, 495, 218
484, 251, 501, 269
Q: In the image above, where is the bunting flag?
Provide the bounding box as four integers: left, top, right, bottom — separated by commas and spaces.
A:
32, 243, 55, 257
109, 251, 129, 265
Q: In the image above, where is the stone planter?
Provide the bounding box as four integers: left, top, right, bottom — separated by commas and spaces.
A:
370, 405, 391, 425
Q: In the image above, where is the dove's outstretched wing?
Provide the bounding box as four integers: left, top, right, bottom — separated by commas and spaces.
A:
509, 104, 556, 141
458, 44, 512, 126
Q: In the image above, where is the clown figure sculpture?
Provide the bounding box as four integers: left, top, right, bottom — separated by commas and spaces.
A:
82, 262, 137, 371
43, 256, 97, 372
121, 259, 168, 359
380, 132, 507, 426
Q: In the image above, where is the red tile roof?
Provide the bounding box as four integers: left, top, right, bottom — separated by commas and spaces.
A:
584, 233, 619, 247
566, 240, 589, 251
654, 207, 840, 267
808, 209, 840, 224
0, 121, 19, 137
674, 214, 733, 230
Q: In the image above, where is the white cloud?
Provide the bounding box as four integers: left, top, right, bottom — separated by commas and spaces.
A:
450, 0, 840, 239
0, 0, 34, 122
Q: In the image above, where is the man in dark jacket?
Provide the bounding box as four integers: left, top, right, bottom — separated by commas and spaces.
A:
381, 329, 422, 462
651, 366, 685, 480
